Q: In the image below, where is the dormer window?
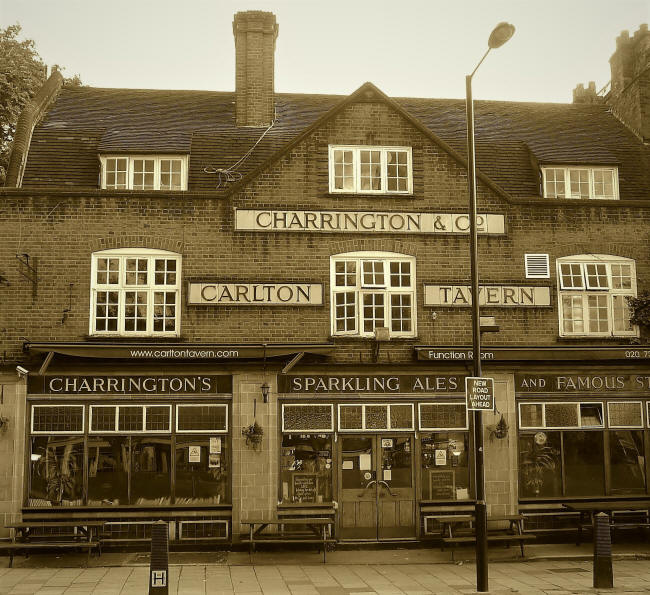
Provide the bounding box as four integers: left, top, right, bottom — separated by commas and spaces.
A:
329, 146, 412, 194
100, 156, 188, 190
542, 166, 618, 199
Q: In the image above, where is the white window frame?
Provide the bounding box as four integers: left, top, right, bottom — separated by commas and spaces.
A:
100, 155, 188, 191
418, 402, 469, 431
89, 404, 172, 434
175, 404, 229, 434
607, 401, 644, 429
542, 166, 619, 200
31, 404, 85, 435
330, 251, 416, 338
518, 401, 604, 430
281, 404, 334, 433
90, 248, 181, 337
328, 145, 413, 194
557, 255, 637, 338
337, 403, 414, 432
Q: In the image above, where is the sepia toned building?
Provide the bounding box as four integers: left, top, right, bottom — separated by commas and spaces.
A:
0, 12, 649, 545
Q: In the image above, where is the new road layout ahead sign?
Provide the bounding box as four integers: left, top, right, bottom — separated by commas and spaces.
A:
465, 377, 495, 411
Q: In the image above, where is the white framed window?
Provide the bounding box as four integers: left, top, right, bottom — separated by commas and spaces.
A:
542, 166, 618, 199
329, 146, 412, 194
418, 403, 468, 431
281, 404, 334, 433
90, 248, 181, 337
557, 255, 636, 337
518, 401, 604, 430
101, 155, 188, 190
89, 404, 171, 433
337, 403, 414, 432
331, 252, 416, 338
31, 405, 85, 435
607, 401, 644, 429
176, 404, 228, 433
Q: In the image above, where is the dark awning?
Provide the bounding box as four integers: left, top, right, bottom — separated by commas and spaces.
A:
25, 342, 334, 360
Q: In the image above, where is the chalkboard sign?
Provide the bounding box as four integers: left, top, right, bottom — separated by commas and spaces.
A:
428, 470, 455, 500
293, 473, 318, 502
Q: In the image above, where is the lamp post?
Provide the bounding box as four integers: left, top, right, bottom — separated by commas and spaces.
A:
466, 21, 515, 593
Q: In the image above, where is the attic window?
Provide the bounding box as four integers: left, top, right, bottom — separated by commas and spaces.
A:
101, 156, 188, 191
542, 167, 618, 200
329, 146, 412, 194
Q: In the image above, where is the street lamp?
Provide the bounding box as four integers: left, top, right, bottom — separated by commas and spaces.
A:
466, 21, 515, 593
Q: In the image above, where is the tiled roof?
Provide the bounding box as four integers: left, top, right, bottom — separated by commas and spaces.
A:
20, 85, 650, 200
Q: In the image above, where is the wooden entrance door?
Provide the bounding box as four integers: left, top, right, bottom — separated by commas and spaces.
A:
339, 434, 415, 540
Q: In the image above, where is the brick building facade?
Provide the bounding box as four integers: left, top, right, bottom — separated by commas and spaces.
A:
0, 13, 649, 544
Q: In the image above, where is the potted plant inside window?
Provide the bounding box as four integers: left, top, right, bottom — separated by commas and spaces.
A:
43, 446, 79, 505
520, 434, 559, 497
242, 421, 264, 450
628, 291, 650, 338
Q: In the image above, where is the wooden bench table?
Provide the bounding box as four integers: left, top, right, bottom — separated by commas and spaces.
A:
242, 518, 335, 563
2, 521, 105, 567
563, 501, 650, 545
440, 514, 535, 560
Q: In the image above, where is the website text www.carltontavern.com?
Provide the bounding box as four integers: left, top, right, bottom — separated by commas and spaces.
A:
129, 349, 239, 358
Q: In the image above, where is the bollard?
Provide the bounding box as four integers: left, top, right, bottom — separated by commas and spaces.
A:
149, 520, 169, 595
593, 512, 613, 589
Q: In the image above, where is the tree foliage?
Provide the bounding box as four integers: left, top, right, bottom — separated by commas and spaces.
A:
0, 24, 81, 185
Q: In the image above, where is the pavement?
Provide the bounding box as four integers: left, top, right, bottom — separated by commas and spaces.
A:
0, 542, 649, 594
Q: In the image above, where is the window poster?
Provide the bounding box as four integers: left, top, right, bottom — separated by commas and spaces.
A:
435, 449, 447, 466
210, 437, 222, 454
209, 453, 221, 468
189, 445, 201, 463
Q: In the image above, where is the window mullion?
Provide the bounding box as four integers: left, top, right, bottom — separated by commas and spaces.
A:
381, 149, 387, 192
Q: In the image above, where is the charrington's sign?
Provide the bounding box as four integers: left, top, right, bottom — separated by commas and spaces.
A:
28, 375, 233, 395
278, 374, 466, 394
235, 209, 505, 235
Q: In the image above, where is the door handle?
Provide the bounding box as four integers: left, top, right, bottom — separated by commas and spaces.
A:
378, 480, 397, 497
357, 480, 376, 496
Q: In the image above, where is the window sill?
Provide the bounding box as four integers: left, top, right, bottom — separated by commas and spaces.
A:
325, 192, 416, 199
84, 335, 184, 342
331, 335, 419, 342
556, 335, 639, 342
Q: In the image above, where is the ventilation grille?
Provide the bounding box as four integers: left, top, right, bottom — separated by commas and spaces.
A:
178, 520, 228, 541
525, 254, 550, 278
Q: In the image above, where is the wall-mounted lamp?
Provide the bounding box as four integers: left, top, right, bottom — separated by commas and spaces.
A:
372, 326, 390, 362
261, 382, 270, 403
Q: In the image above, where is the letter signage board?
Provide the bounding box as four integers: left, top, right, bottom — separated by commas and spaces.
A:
188, 283, 322, 306
424, 285, 550, 307
235, 209, 505, 235
465, 377, 495, 411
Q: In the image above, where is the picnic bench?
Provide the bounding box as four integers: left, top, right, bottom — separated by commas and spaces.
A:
438, 514, 535, 560
1, 521, 105, 567
242, 517, 336, 562
563, 500, 650, 545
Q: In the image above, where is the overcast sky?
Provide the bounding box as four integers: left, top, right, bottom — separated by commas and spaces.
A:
3, 0, 648, 103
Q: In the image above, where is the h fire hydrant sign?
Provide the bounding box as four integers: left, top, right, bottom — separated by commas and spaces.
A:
465, 377, 495, 411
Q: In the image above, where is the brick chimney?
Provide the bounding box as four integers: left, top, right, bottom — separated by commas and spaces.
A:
572, 81, 601, 104
606, 24, 650, 141
233, 11, 278, 127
